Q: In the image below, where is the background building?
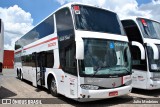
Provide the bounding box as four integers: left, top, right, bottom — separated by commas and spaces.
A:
3, 50, 14, 69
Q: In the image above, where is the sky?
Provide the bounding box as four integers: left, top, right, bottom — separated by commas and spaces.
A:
0, 0, 160, 50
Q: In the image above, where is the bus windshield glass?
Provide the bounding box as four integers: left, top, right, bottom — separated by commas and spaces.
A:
79, 38, 131, 77
73, 5, 125, 35
137, 18, 160, 39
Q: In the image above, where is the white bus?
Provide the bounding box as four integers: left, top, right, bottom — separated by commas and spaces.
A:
0, 19, 4, 87
15, 3, 132, 101
122, 17, 160, 90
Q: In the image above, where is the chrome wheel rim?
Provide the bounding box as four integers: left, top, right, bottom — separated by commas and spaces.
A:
51, 79, 57, 93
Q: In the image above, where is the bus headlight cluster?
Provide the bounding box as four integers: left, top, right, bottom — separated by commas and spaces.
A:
80, 84, 99, 90
125, 80, 132, 86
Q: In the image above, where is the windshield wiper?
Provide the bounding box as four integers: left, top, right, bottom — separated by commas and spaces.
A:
110, 68, 130, 74
92, 66, 102, 77
91, 67, 130, 77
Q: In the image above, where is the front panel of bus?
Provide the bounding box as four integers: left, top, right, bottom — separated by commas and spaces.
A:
137, 18, 160, 89
122, 18, 160, 89
64, 5, 132, 100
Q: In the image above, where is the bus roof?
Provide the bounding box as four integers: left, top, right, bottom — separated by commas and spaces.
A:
15, 2, 117, 43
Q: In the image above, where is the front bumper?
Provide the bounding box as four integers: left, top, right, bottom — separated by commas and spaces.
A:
146, 79, 160, 90
77, 85, 132, 102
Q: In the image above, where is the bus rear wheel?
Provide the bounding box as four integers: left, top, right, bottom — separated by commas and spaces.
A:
20, 70, 23, 80
17, 69, 21, 79
50, 78, 58, 97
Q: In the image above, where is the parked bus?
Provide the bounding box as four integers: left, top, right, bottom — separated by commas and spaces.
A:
0, 19, 4, 87
122, 17, 160, 90
15, 3, 132, 101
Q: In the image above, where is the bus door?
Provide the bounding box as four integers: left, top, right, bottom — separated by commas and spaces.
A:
37, 52, 46, 86
32, 52, 46, 87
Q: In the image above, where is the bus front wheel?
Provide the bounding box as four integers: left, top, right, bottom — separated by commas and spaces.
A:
50, 77, 58, 97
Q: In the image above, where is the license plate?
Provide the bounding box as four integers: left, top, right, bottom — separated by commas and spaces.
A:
109, 91, 118, 96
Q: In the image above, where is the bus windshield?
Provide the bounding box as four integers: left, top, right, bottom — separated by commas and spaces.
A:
137, 18, 160, 39
73, 5, 125, 35
79, 38, 131, 77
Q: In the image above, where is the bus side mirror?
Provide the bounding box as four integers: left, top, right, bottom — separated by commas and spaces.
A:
76, 41, 84, 60
147, 43, 159, 60
131, 41, 145, 60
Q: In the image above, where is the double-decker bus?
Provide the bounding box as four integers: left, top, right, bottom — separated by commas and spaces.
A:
15, 3, 132, 101
0, 19, 4, 87
122, 17, 160, 90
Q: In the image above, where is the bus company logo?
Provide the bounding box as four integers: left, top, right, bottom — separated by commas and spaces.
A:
138, 76, 145, 81
112, 82, 116, 87
48, 42, 56, 47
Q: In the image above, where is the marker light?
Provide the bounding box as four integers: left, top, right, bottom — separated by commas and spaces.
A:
141, 19, 147, 26
73, 6, 80, 11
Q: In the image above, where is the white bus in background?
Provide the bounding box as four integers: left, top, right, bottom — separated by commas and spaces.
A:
15, 3, 132, 101
0, 19, 4, 87
122, 17, 160, 90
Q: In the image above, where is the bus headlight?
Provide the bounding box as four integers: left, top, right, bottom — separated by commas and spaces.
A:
80, 84, 99, 90
125, 80, 132, 86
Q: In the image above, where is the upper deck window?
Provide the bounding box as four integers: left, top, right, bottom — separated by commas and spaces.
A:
137, 18, 160, 39
15, 15, 54, 50
73, 5, 125, 35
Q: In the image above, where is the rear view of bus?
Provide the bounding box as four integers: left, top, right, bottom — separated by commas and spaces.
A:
0, 19, 4, 86
122, 17, 160, 90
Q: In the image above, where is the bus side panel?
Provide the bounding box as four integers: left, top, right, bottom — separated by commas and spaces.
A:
45, 69, 65, 95
146, 72, 160, 89
64, 73, 78, 98
132, 69, 147, 89
23, 66, 32, 81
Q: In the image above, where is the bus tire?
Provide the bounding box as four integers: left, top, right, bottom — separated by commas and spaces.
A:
20, 70, 23, 80
50, 77, 58, 97
17, 69, 20, 79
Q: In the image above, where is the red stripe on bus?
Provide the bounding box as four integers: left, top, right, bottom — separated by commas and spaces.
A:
15, 50, 22, 54
24, 37, 58, 50
15, 37, 58, 54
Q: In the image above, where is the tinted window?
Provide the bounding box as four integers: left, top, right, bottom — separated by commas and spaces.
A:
122, 20, 143, 43
122, 20, 147, 71
56, 8, 74, 49
15, 15, 54, 50
22, 50, 54, 68
56, 8, 77, 75
65, 44, 77, 75
131, 46, 147, 71
147, 45, 160, 72
22, 55, 34, 66
137, 18, 160, 39
46, 50, 54, 68
74, 5, 125, 35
